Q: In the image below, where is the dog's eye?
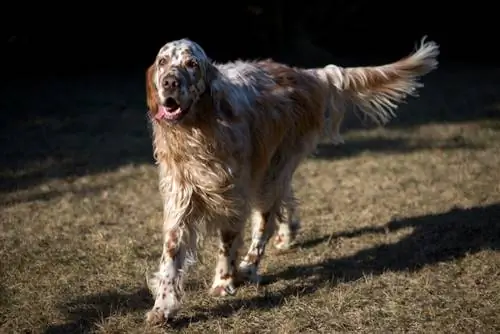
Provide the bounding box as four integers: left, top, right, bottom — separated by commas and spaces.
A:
185, 59, 198, 68
158, 58, 168, 66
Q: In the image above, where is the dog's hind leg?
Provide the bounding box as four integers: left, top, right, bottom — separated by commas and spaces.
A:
329, 106, 345, 145
238, 207, 279, 284
274, 188, 301, 250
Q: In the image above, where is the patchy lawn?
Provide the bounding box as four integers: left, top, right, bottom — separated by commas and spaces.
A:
1, 64, 499, 334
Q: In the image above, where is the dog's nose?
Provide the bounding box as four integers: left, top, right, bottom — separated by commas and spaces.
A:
162, 75, 180, 91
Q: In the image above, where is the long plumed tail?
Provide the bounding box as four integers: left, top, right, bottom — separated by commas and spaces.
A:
319, 37, 440, 128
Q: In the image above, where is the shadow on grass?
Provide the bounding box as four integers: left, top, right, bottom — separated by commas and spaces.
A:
47, 203, 500, 332
274, 203, 500, 278
0, 184, 112, 207
44, 288, 152, 334
0, 73, 154, 198
312, 134, 480, 160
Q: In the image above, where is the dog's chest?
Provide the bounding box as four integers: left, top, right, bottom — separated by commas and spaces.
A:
158, 157, 243, 220
160, 155, 239, 195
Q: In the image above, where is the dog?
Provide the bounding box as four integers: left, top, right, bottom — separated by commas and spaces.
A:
144, 37, 439, 324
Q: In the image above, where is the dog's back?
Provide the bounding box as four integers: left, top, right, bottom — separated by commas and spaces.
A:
218, 38, 440, 231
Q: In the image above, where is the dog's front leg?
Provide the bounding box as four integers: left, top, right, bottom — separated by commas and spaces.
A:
239, 209, 278, 283
146, 226, 195, 324
209, 228, 243, 297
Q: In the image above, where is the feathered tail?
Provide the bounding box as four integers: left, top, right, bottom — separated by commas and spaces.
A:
317, 37, 440, 143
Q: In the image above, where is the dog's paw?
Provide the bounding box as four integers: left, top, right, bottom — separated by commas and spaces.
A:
274, 222, 300, 250
209, 281, 236, 297
331, 135, 345, 145
145, 309, 167, 326
145, 307, 178, 325
273, 233, 295, 250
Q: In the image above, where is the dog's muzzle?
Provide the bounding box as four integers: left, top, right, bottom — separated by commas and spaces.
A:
156, 73, 189, 122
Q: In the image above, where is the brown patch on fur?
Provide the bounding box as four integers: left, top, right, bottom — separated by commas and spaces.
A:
166, 229, 178, 258
220, 231, 238, 256
146, 65, 159, 117
258, 212, 272, 232
220, 273, 233, 280
247, 254, 259, 265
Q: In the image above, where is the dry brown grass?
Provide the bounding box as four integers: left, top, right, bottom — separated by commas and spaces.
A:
1, 64, 500, 334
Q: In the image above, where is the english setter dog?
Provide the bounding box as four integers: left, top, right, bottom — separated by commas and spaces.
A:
144, 37, 439, 324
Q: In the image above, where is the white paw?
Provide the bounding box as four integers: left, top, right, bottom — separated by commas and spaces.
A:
209, 281, 236, 297
145, 306, 178, 325
274, 221, 300, 250
145, 274, 182, 324
274, 233, 294, 250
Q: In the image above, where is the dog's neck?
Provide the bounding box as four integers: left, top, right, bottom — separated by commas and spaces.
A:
151, 93, 224, 162
151, 88, 239, 208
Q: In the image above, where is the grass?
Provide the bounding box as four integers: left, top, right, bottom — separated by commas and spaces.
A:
1, 63, 500, 334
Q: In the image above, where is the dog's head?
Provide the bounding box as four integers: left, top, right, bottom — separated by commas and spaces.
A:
146, 39, 216, 123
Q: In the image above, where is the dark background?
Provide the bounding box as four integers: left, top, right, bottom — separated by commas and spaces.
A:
1, 2, 500, 196
4, 1, 500, 76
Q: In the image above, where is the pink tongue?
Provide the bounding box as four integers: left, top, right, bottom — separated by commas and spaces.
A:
155, 106, 167, 120
156, 105, 182, 120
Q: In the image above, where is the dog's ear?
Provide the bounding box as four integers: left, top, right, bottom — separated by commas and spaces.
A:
146, 64, 159, 115
202, 61, 239, 121
204, 60, 218, 87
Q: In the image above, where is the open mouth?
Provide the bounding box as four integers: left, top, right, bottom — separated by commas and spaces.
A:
156, 97, 185, 121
